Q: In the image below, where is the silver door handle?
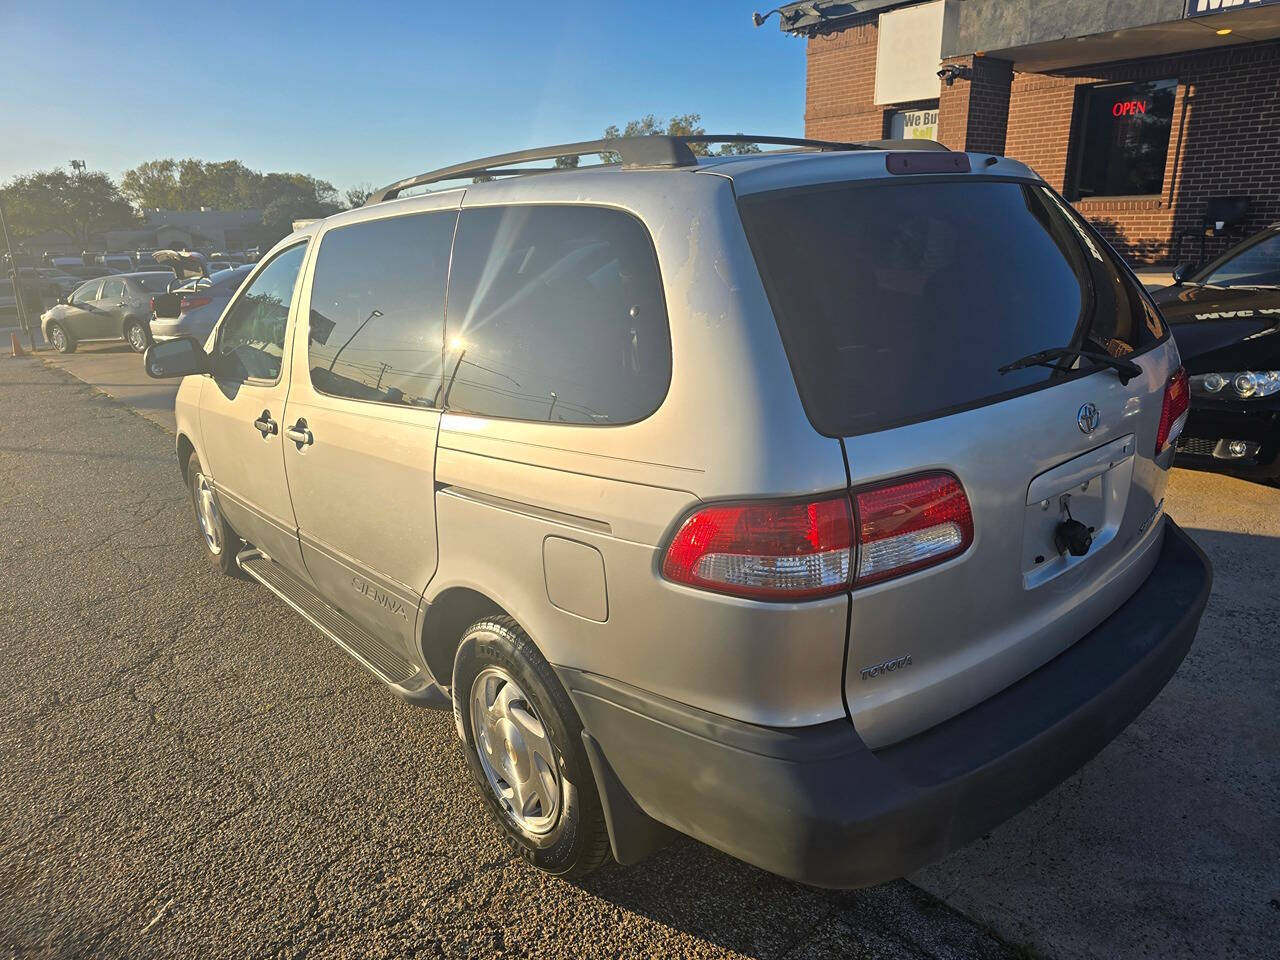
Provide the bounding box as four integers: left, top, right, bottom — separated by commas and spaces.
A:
285, 420, 313, 446
253, 412, 277, 436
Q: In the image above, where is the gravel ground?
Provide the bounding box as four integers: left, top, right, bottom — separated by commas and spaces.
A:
0, 358, 1025, 959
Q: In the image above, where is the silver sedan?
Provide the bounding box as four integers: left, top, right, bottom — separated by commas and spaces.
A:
149, 266, 253, 344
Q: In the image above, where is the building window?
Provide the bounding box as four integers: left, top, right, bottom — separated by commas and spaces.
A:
1070, 79, 1176, 199
887, 104, 939, 142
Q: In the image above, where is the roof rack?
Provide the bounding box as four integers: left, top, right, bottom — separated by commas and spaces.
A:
364, 134, 949, 204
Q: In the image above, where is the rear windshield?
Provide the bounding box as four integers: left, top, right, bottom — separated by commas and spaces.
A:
135, 274, 172, 293
738, 178, 1165, 436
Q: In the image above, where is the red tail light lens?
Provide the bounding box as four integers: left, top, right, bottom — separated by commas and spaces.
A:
661, 496, 853, 600
149, 296, 156, 312
1155, 366, 1189, 456
180, 296, 211, 312
661, 475, 975, 600
853, 472, 973, 586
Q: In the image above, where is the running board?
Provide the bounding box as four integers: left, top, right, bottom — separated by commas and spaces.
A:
237, 547, 445, 705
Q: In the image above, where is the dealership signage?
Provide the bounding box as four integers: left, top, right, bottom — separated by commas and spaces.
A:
1187, 0, 1280, 17
890, 108, 939, 141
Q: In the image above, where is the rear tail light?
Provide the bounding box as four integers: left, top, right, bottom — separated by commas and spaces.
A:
149, 296, 156, 312
661, 496, 853, 600
660, 472, 974, 600
1155, 366, 1190, 456
180, 296, 211, 312
852, 473, 973, 586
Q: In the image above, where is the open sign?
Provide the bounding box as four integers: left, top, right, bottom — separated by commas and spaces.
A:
1112, 100, 1149, 117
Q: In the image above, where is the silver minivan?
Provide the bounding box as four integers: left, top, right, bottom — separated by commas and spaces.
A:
144, 135, 1211, 887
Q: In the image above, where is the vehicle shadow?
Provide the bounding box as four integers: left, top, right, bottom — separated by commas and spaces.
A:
568, 838, 1000, 958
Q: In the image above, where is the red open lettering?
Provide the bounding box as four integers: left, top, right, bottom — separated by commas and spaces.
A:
1112, 100, 1149, 117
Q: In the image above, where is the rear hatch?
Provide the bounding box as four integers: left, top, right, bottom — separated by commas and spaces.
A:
739, 167, 1180, 748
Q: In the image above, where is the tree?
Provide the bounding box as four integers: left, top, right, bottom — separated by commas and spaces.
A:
120, 159, 182, 209
120, 158, 340, 213
344, 182, 375, 208
260, 192, 341, 245
600, 114, 759, 162
0, 167, 138, 246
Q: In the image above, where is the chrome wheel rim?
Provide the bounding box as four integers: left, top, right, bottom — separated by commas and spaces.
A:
127, 324, 146, 351
470, 666, 561, 836
194, 473, 222, 555
50, 326, 66, 351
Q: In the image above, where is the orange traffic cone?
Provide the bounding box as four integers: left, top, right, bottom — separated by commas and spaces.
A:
9, 332, 24, 358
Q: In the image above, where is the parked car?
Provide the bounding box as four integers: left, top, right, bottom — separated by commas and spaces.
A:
1154, 223, 1280, 483
57, 264, 116, 281
33, 267, 82, 298
150, 264, 252, 343
41, 271, 174, 353
143, 135, 1210, 888
96, 254, 135, 272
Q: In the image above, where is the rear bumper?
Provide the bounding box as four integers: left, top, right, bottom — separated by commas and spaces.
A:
149, 317, 213, 341
561, 517, 1211, 887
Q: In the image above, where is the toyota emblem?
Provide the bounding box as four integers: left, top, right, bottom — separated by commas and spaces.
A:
1077, 402, 1100, 435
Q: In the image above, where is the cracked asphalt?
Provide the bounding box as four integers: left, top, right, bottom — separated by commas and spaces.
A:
2, 347, 1276, 959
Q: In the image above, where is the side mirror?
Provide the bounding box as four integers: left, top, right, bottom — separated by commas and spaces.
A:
144, 337, 208, 379
1171, 262, 1197, 286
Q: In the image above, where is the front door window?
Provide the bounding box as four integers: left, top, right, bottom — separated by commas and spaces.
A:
212, 244, 307, 382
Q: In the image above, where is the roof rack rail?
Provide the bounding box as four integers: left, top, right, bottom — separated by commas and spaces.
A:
364, 134, 950, 204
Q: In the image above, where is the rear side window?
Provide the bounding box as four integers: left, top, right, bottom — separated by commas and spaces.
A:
738, 179, 1164, 437
307, 211, 455, 408
443, 205, 670, 425
102, 279, 125, 301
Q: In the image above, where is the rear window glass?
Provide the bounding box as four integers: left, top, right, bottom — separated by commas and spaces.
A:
738, 179, 1164, 436
136, 274, 171, 293
443, 205, 671, 425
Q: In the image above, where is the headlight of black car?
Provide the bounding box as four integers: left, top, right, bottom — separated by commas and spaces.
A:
1190, 371, 1280, 399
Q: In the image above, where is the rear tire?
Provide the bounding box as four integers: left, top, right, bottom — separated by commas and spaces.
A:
47, 322, 75, 354
454, 616, 610, 879
124, 318, 150, 353
186, 452, 241, 575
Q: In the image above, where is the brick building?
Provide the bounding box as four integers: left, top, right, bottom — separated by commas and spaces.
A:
766, 0, 1280, 266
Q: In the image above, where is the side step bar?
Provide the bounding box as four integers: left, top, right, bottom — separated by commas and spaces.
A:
237, 548, 447, 708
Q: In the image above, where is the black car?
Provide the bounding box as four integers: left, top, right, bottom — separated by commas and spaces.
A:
1153, 223, 1280, 484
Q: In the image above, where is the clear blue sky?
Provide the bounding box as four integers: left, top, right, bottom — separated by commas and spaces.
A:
1, 0, 806, 193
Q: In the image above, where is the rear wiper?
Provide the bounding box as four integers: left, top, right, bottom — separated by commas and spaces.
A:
998, 345, 1142, 385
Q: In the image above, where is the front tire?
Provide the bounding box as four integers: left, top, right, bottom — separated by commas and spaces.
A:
454, 616, 610, 879
124, 318, 150, 353
186, 452, 241, 575
47, 322, 75, 354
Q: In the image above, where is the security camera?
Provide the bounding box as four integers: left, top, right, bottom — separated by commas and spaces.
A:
937, 64, 972, 86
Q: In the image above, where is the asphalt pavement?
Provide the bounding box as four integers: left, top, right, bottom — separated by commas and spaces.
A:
1, 350, 1276, 959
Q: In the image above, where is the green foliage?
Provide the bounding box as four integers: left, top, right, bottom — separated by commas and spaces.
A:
120, 157, 339, 213
0, 167, 138, 245
600, 114, 759, 162
343, 183, 375, 209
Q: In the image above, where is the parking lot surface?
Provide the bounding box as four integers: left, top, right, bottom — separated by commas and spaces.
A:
2, 353, 1276, 959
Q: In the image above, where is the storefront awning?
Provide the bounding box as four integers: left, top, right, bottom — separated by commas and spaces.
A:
966, 5, 1280, 72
